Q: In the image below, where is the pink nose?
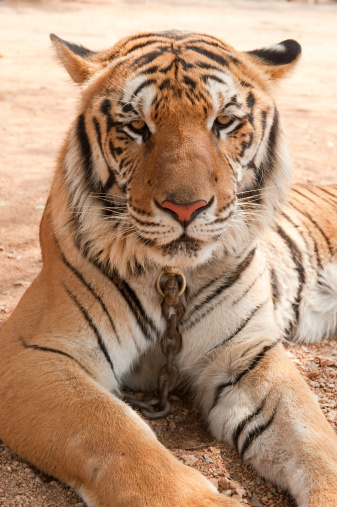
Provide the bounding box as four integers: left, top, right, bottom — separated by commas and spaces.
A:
161, 200, 208, 223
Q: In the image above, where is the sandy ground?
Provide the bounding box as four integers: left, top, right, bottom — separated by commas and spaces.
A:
0, 0, 337, 505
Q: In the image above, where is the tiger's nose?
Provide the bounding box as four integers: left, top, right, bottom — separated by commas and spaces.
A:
159, 199, 209, 224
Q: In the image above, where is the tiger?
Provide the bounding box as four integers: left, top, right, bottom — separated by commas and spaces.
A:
0, 29, 337, 507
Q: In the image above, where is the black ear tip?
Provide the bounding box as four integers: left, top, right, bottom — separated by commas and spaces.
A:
50, 33, 61, 43
248, 39, 302, 66
280, 39, 302, 60
49, 34, 96, 59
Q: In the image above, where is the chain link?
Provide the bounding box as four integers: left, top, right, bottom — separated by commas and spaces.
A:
124, 269, 186, 420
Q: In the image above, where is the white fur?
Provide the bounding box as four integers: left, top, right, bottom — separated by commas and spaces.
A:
296, 262, 337, 343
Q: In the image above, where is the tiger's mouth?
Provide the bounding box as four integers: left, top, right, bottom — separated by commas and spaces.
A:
162, 233, 201, 255
140, 230, 219, 267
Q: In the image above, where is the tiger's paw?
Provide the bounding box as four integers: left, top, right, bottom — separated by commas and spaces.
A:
172, 464, 242, 506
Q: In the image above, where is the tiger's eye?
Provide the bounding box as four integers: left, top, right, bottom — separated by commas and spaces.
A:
130, 120, 146, 131
215, 115, 232, 127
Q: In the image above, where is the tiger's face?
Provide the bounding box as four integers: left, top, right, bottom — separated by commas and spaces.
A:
52, 32, 301, 270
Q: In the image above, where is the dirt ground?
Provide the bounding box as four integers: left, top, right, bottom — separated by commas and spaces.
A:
0, 0, 337, 505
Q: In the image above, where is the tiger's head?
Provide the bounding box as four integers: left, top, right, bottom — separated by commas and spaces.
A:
51, 31, 301, 272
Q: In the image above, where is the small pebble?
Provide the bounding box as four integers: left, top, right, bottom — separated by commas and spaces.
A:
203, 454, 214, 464
174, 415, 185, 424
327, 410, 337, 422
251, 494, 264, 507
219, 477, 231, 490
181, 454, 198, 467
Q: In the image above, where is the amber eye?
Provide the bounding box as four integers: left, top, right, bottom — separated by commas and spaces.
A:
214, 115, 234, 128
126, 119, 150, 141
129, 120, 147, 131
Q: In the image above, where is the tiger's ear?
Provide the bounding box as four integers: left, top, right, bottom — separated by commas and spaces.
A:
50, 34, 100, 84
246, 39, 301, 80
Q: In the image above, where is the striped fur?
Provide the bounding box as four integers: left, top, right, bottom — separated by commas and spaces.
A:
0, 31, 337, 507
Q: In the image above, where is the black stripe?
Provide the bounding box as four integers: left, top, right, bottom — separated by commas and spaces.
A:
239, 80, 253, 88
120, 102, 137, 114
211, 341, 278, 411
72, 240, 158, 343
116, 33, 168, 50
280, 210, 322, 269
218, 197, 236, 213
77, 114, 97, 192
55, 237, 121, 343
158, 59, 177, 74
246, 92, 255, 126
185, 38, 238, 62
185, 38, 228, 49
129, 213, 161, 228
240, 407, 277, 457
109, 269, 159, 341
92, 117, 116, 192
195, 61, 224, 71
275, 224, 305, 327
132, 48, 166, 69
104, 172, 117, 192
100, 99, 118, 132
184, 248, 256, 326
261, 110, 267, 137
239, 132, 253, 158
109, 142, 123, 159
289, 200, 334, 256
184, 45, 228, 67
65, 286, 115, 373
269, 269, 279, 305
317, 185, 337, 202
123, 39, 167, 56
133, 78, 156, 97
183, 75, 197, 89
22, 340, 91, 376
256, 108, 279, 186
185, 90, 196, 105
202, 74, 225, 84
190, 247, 256, 300
211, 210, 234, 224
159, 78, 171, 90
144, 65, 159, 74
298, 185, 337, 212
232, 269, 266, 305
130, 203, 152, 217
207, 300, 268, 354
292, 187, 321, 207
115, 31, 193, 54
233, 396, 267, 452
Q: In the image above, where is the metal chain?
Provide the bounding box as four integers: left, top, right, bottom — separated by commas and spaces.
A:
124, 269, 186, 420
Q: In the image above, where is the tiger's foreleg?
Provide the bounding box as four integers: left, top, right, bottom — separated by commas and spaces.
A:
195, 339, 337, 507
0, 343, 240, 507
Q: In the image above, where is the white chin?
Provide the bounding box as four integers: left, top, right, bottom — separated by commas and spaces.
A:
147, 242, 216, 268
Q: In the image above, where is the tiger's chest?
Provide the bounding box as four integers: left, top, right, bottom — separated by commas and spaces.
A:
120, 231, 336, 391
121, 246, 277, 389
